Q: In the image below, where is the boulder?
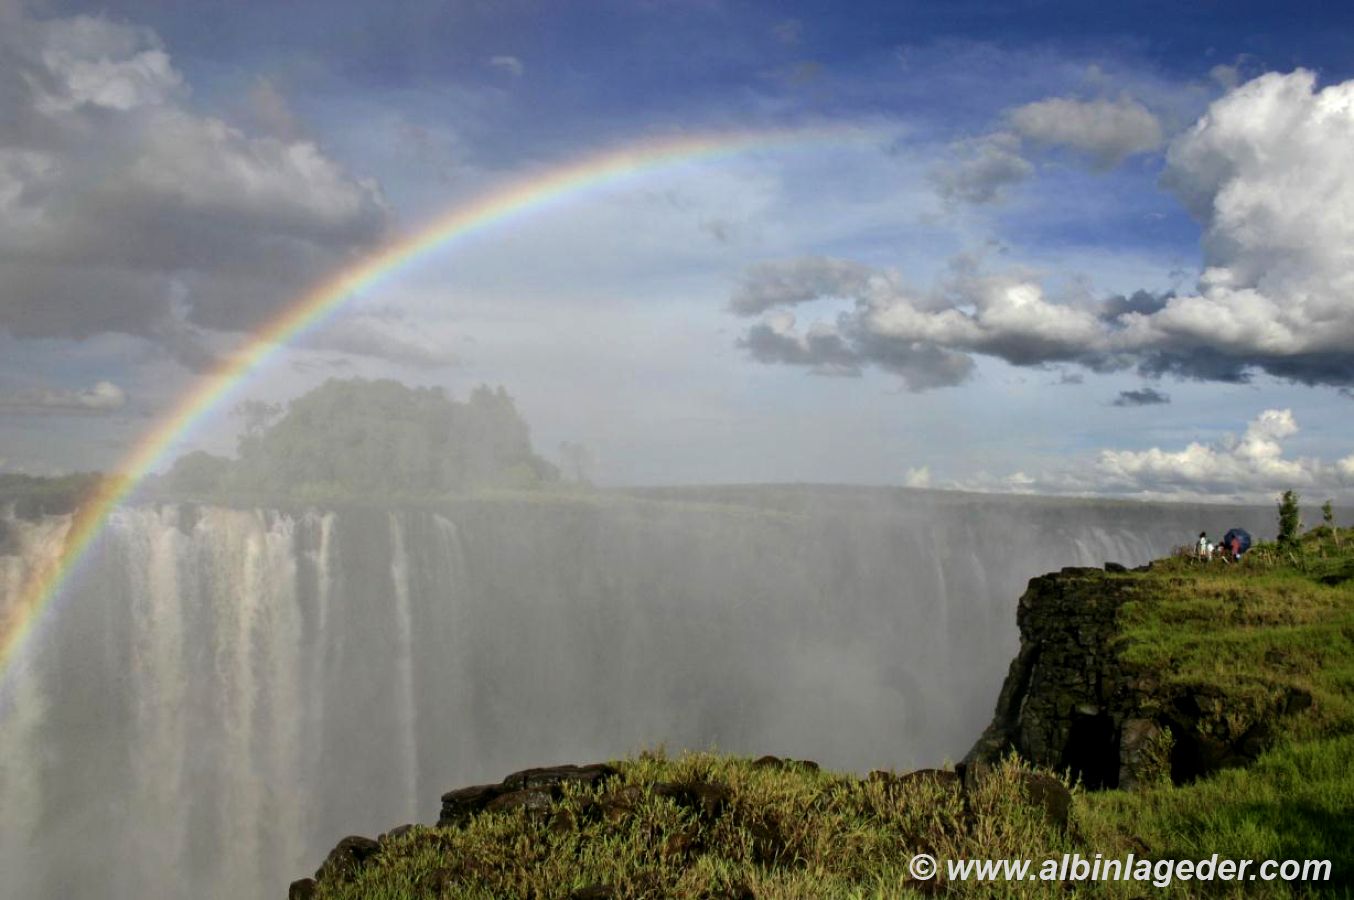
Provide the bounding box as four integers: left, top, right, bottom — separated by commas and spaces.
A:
439, 783, 506, 827
287, 878, 316, 900
315, 835, 380, 883
1017, 772, 1071, 833
485, 788, 555, 816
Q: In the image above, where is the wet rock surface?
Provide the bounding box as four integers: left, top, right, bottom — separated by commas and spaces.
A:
964, 566, 1305, 789
438, 763, 619, 827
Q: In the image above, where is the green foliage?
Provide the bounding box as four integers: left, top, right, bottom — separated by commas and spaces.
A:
1323, 500, 1335, 529
311, 531, 1354, 899
1278, 489, 1302, 548
313, 754, 1081, 900
0, 472, 106, 518
1120, 529, 1354, 741
163, 450, 234, 497
1079, 735, 1354, 892
156, 379, 559, 504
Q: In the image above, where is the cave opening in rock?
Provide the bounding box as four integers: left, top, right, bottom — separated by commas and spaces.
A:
1061, 712, 1119, 789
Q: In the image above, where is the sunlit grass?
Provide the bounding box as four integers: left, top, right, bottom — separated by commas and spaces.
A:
309, 529, 1354, 898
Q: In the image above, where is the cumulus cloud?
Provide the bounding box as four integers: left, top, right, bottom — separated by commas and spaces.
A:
1132, 69, 1354, 386
488, 55, 524, 77
730, 257, 893, 315
731, 256, 1095, 390
1112, 387, 1170, 407
958, 409, 1354, 502
0, 8, 388, 367
931, 132, 1033, 205
1008, 96, 1163, 169
0, 380, 127, 413
1094, 409, 1322, 495
736, 71, 1354, 392
738, 312, 860, 377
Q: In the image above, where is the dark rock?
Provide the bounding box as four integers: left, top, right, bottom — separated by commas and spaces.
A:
439, 783, 506, 827
315, 835, 380, 883
687, 782, 732, 818
1104, 562, 1127, 573
501, 763, 618, 793
652, 781, 732, 820
1284, 687, 1313, 715
485, 788, 555, 815
437, 763, 618, 828
379, 824, 416, 845
288, 878, 316, 900
894, 768, 960, 791
1117, 719, 1166, 789
549, 808, 577, 835
1018, 772, 1071, 833
595, 784, 643, 823
751, 755, 817, 772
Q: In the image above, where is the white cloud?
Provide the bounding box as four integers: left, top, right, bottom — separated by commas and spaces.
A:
1008, 95, 1163, 169
1130, 69, 1354, 384
735, 70, 1354, 392
488, 55, 524, 77
0, 380, 127, 413
931, 132, 1033, 205
955, 409, 1354, 502
0, 8, 388, 367
730, 256, 896, 315
1095, 409, 1315, 492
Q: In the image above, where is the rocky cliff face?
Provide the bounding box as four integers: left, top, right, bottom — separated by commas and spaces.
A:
964, 565, 1311, 790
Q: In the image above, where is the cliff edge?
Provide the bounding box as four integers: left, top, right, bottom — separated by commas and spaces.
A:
964, 564, 1315, 790
294, 529, 1353, 897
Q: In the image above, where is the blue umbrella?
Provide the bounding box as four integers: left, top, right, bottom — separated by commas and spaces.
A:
1221, 528, 1252, 556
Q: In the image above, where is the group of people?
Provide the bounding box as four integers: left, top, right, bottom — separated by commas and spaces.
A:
1196, 531, 1244, 563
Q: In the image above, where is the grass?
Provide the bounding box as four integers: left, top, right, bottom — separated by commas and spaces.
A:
308, 529, 1354, 899
312, 753, 1081, 900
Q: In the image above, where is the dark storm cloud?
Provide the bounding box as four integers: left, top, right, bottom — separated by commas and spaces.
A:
1111, 387, 1170, 407
0, 7, 389, 366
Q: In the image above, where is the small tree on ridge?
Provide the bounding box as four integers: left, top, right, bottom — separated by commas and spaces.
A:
1278, 490, 1301, 548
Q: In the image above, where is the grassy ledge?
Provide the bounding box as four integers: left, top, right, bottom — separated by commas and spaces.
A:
301, 529, 1354, 899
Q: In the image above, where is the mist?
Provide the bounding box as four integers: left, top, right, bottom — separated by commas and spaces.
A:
0, 386, 1275, 897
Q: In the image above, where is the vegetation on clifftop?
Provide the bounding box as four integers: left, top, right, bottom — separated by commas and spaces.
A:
152, 379, 560, 506
302, 527, 1353, 898
1075, 526, 1354, 892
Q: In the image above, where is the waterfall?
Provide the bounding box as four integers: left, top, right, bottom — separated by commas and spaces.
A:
0, 489, 1273, 898
387, 512, 421, 817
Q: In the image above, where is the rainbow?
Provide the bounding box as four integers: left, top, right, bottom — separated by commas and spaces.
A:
0, 125, 876, 681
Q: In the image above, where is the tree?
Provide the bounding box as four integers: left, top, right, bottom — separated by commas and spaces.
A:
164, 450, 233, 496
232, 378, 557, 498
558, 441, 594, 485
1277, 489, 1301, 548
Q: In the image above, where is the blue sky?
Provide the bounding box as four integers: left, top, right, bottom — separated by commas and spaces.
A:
3, 0, 1354, 501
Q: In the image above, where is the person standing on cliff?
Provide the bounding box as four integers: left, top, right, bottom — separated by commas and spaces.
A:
1197, 532, 1209, 559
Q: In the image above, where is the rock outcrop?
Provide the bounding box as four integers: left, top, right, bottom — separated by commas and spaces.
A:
964, 565, 1310, 789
